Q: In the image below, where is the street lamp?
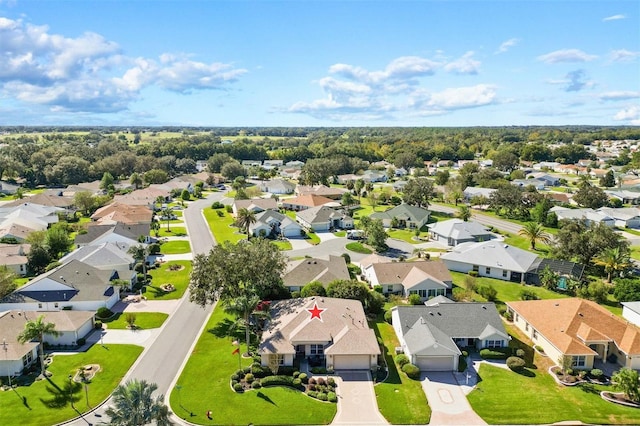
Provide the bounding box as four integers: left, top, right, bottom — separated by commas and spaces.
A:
68, 374, 74, 409
2, 339, 11, 388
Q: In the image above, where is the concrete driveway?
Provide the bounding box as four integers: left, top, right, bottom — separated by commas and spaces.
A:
421, 372, 486, 425
333, 371, 387, 425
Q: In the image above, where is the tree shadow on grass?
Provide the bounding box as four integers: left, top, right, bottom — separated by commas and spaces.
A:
578, 382, 600, 395
369, 317, 401, 385
515, 368, 536, 378
40, 379, 78, 409
256, 391, 276, 405
145, 285, 170, 298
509, 333, 537, 369
208, 318, 242, 339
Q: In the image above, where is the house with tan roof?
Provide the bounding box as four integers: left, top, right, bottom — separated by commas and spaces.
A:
295, 185, 347, 200
113, 187, 171, 209
91, 202, 153, 225
259, 297, 380, 371
232, 198, 278, 215
507, 298, 640, 370
0, 310, 95, 376
281, 194, 337, 211
283, 256, 350, 292
5, 191, 74, 209
363, 259, 453, 301
259, 178, 296, 195
0, 243, 30, 276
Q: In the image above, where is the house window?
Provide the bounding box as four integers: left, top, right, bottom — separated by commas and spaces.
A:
22, 351, 33, 367
310, 344, 324, 355
502, 270, 507, 278
418, 289, 427, 298
38, 303, 42, 309
472, 265, 479, 272
409, 290, 418, 295
532, 330, 538, 340
485, 267, 491, 275
386, 285, 393, 293
486, 340, 502, 348
54, 303, 59, 308
271, 354, 284, 365
525, 323, 529, 331
572, 355, 586, 367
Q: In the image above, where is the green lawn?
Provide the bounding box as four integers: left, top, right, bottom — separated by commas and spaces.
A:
334, 231, 346, 237
346, 242, 373, 254
468, 363, 640, 424
145, 260, 192, 300
272, 240, 292, 251
170, 304, 336, 425
14, 277, 30, 288
101, 312, 169, 329
371, 317, 431, 424
387, 226, 428, 244
202, 208, 246, 244
160, 240, 191, 254
305, 232, 320, 245
0, 344, 142, 426
156, 226, 187, 237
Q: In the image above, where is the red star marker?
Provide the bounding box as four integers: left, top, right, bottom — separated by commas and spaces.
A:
308, 303, 325, 321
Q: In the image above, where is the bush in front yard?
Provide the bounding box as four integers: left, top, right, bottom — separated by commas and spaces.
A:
515, 349, 525, 359
244, 373, 255, 383
507, 356, 526, 372
251, 363, 271, 378
458, 355, 467, 372
408, 294, 422, 305
96, 307, 113, 319
298, 373, 308, 384
384, 310, 393, 324
401, 363, 421, 380
328, 392, 337, 402
395, 354, 410, 367
480, 348, 510, 359
590, 368, 603, 379
233, 382, 243, 392
252, 381, 262, 389
534, 345, 544, 353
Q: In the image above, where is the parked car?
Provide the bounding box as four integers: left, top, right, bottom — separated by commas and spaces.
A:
159, 214, 178, 221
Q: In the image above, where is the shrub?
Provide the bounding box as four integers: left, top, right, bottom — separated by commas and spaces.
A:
374, 285, 383, 293
292, 378, 302, 386
216, 210, 225, 217
590, 369, 604, 379
462, 350, 469, 357
77, 338, 86, 346
298, 373, 308, 384
395, 354, 410, 367
148, 243, 161, 254
279, 366, 295, 376
468, 270, 479, 277
317, 377, 326, 386
310, 367, 327, 374
458, 355, 467, 372
225, 205, 233, 213
96, 307, 113, 319
251, 364, 271, 378
307, 384, 316, 391
94, 321, 102, 329
534, 345, 544, 353
235, 369, 244, 377
318, 393, 328, 401
402, 363, 420, 379
211, 201, 224, 209
507, 356, 526, 372
515, 349, 525, 359
502, 310, 513, 321
477, 285, 498, 302
327, 377, 336, 387
231, 373, 240, 381
309, 377, 317, 385
520, 289, 540, 301
243, 366, 252, 374
408, 294, 422, 305
252, 381, 262, 389
307, 391, 317, 398
384, 310, 393, 324
233, 382, 243, 392
328, 392, 337, 402
244, 373, 255, 383
480, 348, 510, 359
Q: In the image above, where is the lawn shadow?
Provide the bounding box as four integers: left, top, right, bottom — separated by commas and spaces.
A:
40, 379, 78, 409
256, 391, 276, 405
509, 333, 536, 369
369, 318, 401, 385
100, 312, 122, 324
208, 318, 240, 339
516, 368, 536, 378
144, 285, 170, 298
578, 382, 600, 395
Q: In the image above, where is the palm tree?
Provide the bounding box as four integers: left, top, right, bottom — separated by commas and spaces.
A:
130, 172, 143, 190
236, 207, 257, 236
105, 379, 173, 426
354, 179, 365, 202
593, 246, 631, 283
155, 196, 165, 212
128, 244, 148, 283
161, 207, 173, 231
518, 222, 551, 250
150, 220, 160, 237
17, 314, 60, 376
223, 289, 270, 356
458, 205, 472, 221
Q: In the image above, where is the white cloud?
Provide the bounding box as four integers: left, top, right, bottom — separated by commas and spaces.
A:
546, 69, 595, 92
329, 56, 439, 85
609, 49, 640, 62
614, 105, 640, 124
603, 14, 625, 22
427, 84, 497, 109
495, 38, 520, 54
537, 49, 597, 64
444, 51, 481, 74
599, 91, 640, 101
0, 17, 247, 112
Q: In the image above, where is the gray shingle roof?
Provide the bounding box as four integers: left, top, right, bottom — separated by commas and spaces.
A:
427, 219, 492, 240
283, 255, 350, 288
370, 204, 430, 223
440, 241, 539, 273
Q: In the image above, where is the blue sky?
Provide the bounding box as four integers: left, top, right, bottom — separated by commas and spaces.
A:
0, 0, 638, 127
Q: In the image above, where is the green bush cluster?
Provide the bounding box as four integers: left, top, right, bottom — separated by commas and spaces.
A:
211, 201, 224, 209
480, 348, 510, 359
401, 363, 420, 380
327, 392, 337, 403
506, 356, 526, 372
298, 373, 308, 383
395, 354, 410, 367
250, 363, 271, 378
252, 381, 261, 389
458, 355, 467, 372
260, 375, 304, 390
590, 368, 603, 379
384, 310, 393, 324
476, 285, 498, 301
96, 307, 113, 319
233, 382, 243, 392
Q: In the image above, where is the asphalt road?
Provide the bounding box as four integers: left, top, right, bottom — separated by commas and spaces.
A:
66, 192, 225, 426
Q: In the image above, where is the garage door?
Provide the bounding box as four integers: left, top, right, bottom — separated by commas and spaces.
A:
333, 355, 371, 370
416, 356, 454, 371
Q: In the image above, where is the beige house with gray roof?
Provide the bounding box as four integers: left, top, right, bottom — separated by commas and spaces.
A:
283, 256, 350, 292
259, 297, 380, 371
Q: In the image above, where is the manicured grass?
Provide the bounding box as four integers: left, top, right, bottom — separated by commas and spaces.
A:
387, 228, 427, 244
284, 210, 297, 220
0, 344, 142, 426
371, 316, 431, 424
145, 260, 192, 300
468, 363, 640, 424
202, 208, 246, 244
102, 312, 169, 329
14, 277, 30, 288
160, 240, 191, 254
346, 242, 373, 254
305, 232, 320, 245
502, 233, 552, 257
272, 240, 292, 250
156, 227, 187, 237
170, 304, 336, 425
334, 231, 346, 237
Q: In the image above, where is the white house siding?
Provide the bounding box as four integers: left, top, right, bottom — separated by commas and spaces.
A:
441, 259, 513, 281
260, 353, 295, 367
510, 310, 572, 368
44, 319, 94, 346
479, 333, 509, 349
628, 356, 640, 370
5, 263, 27, 276
406, 280, 447, 301
623, 306, 640, 327
0, 347, 37, 376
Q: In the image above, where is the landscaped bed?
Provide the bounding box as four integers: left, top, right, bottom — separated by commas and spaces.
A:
145, 260, 192, 300
0, 344, 142, 426
169, 304, 336, 425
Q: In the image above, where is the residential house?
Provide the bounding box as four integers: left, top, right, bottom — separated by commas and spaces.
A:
507, 298, 640, 370
0, 259, 122, 311
393, 181, 408, 192
597, 207, 640, 228
59, 242, 137, 289
296, 206, 353, 232
295, 185, 347, 200
196, 160, 209, 172
0, 181, 20, 195
232, 198, 278, 215
463, 187, 496, 202
282, 194, 336, 211
363, 259, 453, 300
259, 179, 296, 195
0, 310, 95, 376
90, 203, 153, 225
525, 258, 586, 288
605, 190, 640, 205
428, 219, 495, 246
113, 187, 171, 209
0, 243, 30, 276
512, 179, 546, 190
362, 170, 387, 183
391, 302, 509, 371
550, 207, 615, 227
285, 160, 305, 169
395, 167, 408, 177
249, 210, 302, 238
440, 241, 539, 283
74, 223, 150, 248
589, 169, 610, 180
262, 160, 284, 170
241, 160, 262, 168
335, 174, 359, 185
622, 302, 640, 327
4, 190, 74, 209
259, 297, 380, 370
0, 223, 34, 243
532, 161, 560, 171
282, 255, 350, 292
370, 204, 430, 229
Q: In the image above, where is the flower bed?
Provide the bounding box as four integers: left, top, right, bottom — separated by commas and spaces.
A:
601, 391, 640, 408
549, 366, 586, 386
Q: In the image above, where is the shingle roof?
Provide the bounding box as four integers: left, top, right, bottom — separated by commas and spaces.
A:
427, 219, 491, 240
440, 241, 539, 273
283, 255, 350, 287
74, 223, 149, 245
370, 204, 430, 223
0, 243, 30, 265
234, 198, 278, 212
296, 206, 349, 225
508, 298, 640, 356
370, 260, 452, 286
284, 194, 335, 208
60, 242, 133, 269
91, 202, 153, 224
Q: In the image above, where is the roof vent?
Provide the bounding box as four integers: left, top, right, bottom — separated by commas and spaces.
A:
482, 306, 487, 309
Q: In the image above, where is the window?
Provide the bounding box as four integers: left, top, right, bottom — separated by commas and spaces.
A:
271, 354, 284, 365
532, 330, 538, 339
409, 290, 418, 295
38, 303, 42, 309
525, 323, 529, 331
310, 344, 324, 355
485, 267, 491, 275
486, 340, 502, 348
22, 351, 33, 367
572, 355, 586, 367
386, 285, 393, 293
472, 265, 479, 272
54, 303, 59, 308
418, 289, 427, 298
502, 270, 507, 278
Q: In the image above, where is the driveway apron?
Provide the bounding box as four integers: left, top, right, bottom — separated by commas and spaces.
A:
332, 371, 387, 425
421, 372, 487, 425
